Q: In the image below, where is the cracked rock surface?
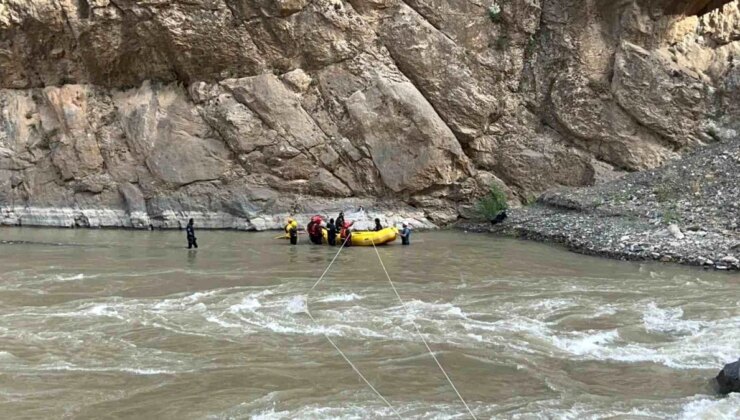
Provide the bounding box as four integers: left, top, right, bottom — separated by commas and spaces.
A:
0, 0, 738, 229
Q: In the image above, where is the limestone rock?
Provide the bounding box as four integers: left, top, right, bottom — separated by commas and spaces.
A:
282, 69, 313, 93
346, 78, 470, 193
613, 43, 713, 147
668, 224, 685, 240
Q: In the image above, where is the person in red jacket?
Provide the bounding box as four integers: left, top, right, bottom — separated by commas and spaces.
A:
307, 215, 324, 245
339, 220, 354, 246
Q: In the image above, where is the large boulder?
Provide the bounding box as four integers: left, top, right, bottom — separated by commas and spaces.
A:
345, 77, 470, 193
715, 359, 740, 394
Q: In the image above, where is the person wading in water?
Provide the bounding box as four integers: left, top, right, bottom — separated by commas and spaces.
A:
285, 218, 299, 245
186, 218, 198, 249
400, 222, 411, 246
307, 215, 324, 245
340, 220, 354, 247
335, 211, 345, 232
327, 218, 337, 246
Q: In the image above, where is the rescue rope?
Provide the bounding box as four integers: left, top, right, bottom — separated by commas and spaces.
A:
371, 239, 478, 420
306, 236, 402, 418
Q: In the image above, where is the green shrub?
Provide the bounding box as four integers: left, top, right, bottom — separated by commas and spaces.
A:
524, 193, 538, 206
488, 4, 502, 22
661, 208, 681, 225
654, 182, 678, 203
476, 184, 508, 219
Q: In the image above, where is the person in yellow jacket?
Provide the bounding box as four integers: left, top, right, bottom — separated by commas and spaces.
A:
285, 218, 299, 245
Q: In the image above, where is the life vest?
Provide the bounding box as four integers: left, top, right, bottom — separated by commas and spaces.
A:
339, 221, 354, 238
285, 220, 298, 233
307, 216, 324, 237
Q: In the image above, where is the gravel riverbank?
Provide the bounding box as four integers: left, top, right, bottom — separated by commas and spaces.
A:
460, 139, 740, 271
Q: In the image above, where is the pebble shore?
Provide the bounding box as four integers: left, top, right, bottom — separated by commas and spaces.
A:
460, 138, 739, 271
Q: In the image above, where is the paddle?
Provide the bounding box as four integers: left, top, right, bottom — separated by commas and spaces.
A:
274, 231, 307, 239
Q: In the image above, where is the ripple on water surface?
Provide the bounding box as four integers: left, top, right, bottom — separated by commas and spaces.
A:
0, 228, 738, 418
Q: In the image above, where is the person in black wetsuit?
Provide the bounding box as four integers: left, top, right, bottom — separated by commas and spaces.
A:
335, 211, 345, 232
327, 218, 337, 246
374, 218, 383, 231
186, 218, 198, 249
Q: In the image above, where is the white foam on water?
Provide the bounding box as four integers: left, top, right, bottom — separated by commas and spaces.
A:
245, 402, 467, 420
530, 298, 577, 314
390, 299, 468, 321
592, 304, 619, 317
39, 364, 180, 376
228, 296, 262, 313
84, 304, 123, 319
54, 273, 86, 282
551, 330, 620, 356
678, 394, 740, 420
287, 295, 308, 314
153, 290, 222, 311
643, 302, 706, 335
317, 293, 364, 303
459, 306, 740, 370
205, 315, 243, 330
555, 316, 739, 368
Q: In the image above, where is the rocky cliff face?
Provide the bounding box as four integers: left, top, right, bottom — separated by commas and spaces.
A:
0, 0, 737, 229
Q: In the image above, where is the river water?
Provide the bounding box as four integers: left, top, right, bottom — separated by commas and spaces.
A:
0, 228, 738, 419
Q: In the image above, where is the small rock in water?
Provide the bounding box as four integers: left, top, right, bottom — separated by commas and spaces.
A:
715, 359, 740, 394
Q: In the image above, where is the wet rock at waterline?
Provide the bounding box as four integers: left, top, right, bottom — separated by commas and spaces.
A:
715, 359, 740, 394
1, 1, 738, 228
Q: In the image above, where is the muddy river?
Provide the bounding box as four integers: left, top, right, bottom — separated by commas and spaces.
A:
0, 228, 738, 418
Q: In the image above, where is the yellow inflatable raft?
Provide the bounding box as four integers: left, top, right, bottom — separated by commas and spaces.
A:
324, 227, 399, 246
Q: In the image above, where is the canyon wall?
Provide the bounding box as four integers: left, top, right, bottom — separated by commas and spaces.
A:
0, 0, 737, 228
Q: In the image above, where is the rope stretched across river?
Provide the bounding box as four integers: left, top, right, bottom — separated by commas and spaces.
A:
305, 233, 476, 419
305, 236, 401, 418
370, 239, 477, 420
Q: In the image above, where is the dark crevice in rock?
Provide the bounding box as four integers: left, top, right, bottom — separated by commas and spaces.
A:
77, 0, 91, 19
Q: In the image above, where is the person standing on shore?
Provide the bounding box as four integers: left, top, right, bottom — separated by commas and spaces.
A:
400, 222, 411, 246
186, 218, 198, 249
